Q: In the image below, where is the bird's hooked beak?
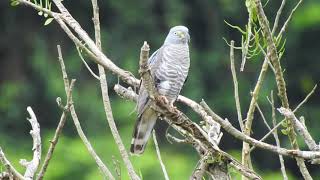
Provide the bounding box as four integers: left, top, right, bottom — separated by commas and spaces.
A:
177, 31, 190, 43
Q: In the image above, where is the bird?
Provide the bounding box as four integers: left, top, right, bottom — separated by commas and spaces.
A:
130, 25, 190, 155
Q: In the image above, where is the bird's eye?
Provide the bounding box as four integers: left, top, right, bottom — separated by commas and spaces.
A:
174, 32, 177, 35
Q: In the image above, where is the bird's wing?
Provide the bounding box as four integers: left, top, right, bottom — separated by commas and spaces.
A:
136, 47, 163, 115
130, 47, 164, 155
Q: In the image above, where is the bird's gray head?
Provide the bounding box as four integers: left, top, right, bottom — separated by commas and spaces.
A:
164, 25, 190, 45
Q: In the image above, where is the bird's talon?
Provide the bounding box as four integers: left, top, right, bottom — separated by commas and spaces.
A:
156, 95, 169, 105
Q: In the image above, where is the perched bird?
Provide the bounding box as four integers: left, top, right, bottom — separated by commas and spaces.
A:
130, 25, 190, 155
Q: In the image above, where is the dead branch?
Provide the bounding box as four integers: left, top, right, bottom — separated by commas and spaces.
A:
153, 131, 170, 180
0, 148, 25, 180
36, 52, 75, 180
57, 45, 115, 180
254, 0, 311, 177
20, 107, 41, 180
90, 0, 139, 179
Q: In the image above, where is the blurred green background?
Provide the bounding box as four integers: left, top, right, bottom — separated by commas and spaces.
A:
1, 0, 320, 179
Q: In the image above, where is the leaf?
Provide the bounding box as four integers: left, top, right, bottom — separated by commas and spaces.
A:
281, 120, 288, 128
224, 20, 246, 34
48, 2, 52, 10
44, 18, 54, 26
281, 129, 288, 135
10, 1, 20, 6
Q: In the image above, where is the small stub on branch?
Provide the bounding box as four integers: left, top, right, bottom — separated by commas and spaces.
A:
139, 41, 150, 75
142, 41, 150, 51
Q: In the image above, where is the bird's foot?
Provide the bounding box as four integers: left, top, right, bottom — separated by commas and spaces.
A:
171, 106, 179, 114
156, 95, 169, 105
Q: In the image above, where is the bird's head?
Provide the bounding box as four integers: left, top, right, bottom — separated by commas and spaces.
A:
164, 25, 190, 45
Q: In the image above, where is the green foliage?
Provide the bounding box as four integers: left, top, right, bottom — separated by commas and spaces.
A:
245, 0, 258, 22
12, 0, 55, 25
10, 0, 20, 7
292, 2, 320, 29
44, 18, 54, 26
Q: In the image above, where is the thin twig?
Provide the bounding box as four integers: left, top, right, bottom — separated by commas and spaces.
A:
256, 103, 271, 130
57, 44, 115, 180
76, 46, 100, 80
249, 118, 286, 152
270, 92, 288, 180
258, 43, 276, 74
152, 131, 170, 180
36, 77, 75, 180
230, 40, 244, 131
90, 0, 140, 179
293, 84, 317, 113
272, 0, 286, 35
277, 0, 303, 40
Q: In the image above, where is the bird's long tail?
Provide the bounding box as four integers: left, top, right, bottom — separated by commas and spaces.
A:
130, 107, 157, 155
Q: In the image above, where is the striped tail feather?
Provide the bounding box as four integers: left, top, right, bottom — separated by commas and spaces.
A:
130, 107, 157, 155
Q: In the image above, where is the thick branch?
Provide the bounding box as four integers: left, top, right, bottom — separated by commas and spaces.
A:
190, 155, 209, 180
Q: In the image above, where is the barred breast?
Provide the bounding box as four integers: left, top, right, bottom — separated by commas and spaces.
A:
154, 44, 190, 102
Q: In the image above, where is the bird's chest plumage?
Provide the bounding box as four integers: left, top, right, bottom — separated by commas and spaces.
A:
155, 44, 190, 101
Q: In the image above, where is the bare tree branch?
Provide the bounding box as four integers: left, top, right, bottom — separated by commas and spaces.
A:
90, 0, 140, 179
0, 148, 25, 180
253, 0, 312, 177
190, 154, 209, 180
272, 0, 286, 35
20, 107, 41, 180
250, 84, 317, 152
200, 100, 320, 160
76, 46, 100, 80
0, 107, 41, 180
278, 108, 319, 152
152, 131, 170, 180
294, 84, 317, 113
270, 92, 288, 180
36, 53, 75, 180
57, 45, 115, 180
12, 0, 319, 179
242, 51, 269, 171
277, 0, 303, 39
230, 40, 244, 131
